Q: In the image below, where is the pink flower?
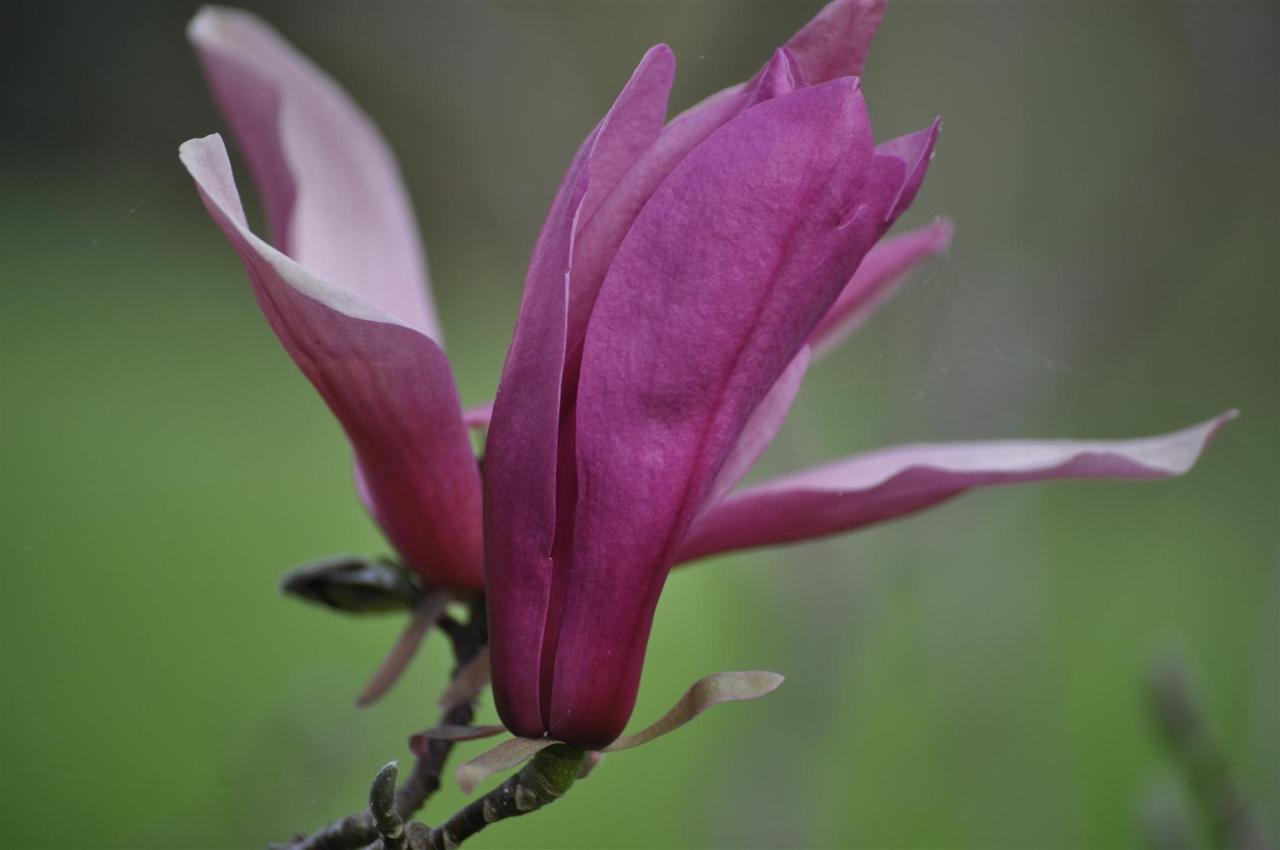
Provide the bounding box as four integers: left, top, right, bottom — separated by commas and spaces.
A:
179, 8, 483, 589
177, 2, 1232, 751
481, 0, 1233, 749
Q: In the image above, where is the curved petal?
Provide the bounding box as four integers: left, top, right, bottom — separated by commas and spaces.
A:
180, 134, 483, 588
676, 412, 1237, 564
602, 671, 784, 752
549, 80, 889, 749
484, 47, 676, 740
874, 118, 943, 224
809, 218, 953, 358
188, 6, 441, 342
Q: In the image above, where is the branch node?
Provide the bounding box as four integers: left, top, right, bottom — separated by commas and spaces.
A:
427, 744, 586, 848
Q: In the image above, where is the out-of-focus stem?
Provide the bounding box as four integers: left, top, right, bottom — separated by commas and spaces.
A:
1148, 654, 1275, 850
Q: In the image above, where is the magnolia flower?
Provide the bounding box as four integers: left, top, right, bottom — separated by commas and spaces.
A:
481, 0, 1234, 750
177, 2, 1231, 753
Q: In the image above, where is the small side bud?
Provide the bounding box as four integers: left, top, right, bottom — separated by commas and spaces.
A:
369, 761, 406, 850
280, 555, 422, 614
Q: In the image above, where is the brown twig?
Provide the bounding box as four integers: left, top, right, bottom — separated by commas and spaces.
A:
271, 595, 488, 850
393, 603, 487, 816
366, 744, 586, 850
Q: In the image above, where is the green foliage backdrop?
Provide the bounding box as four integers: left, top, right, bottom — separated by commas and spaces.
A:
2, 2, 1276, 847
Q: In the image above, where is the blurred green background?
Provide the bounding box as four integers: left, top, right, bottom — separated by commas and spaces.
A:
2, 1, 1276, 848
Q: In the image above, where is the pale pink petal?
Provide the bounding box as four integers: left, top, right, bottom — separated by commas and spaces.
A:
676, 413, 1237, 564
484, 47, 676, 740
188, 7, 441, 341
180, 135, 483, 588
809, 218, 953, 358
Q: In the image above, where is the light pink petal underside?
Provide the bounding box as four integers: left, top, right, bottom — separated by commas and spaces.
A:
676, 412, 1237, 564
180, 135, 483, 588
188, 6, 441, 342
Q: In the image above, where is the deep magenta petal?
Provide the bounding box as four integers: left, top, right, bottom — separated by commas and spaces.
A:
180, 135, 483, 587
488, 0, 934, 749
675, 413, 1236, 564
566, 0, 886, 343
547, 80, 884, 748
484, 46, 676, 740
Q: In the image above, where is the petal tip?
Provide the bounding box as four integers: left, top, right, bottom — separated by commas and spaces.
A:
759, 670, 786, 692
1102, 411, 1236, 478
925, 216, 955, 247
647, 42, 675, 61
187, 5, 250, 47
178, 132, 224, 162
1200, 408, 1239, 445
